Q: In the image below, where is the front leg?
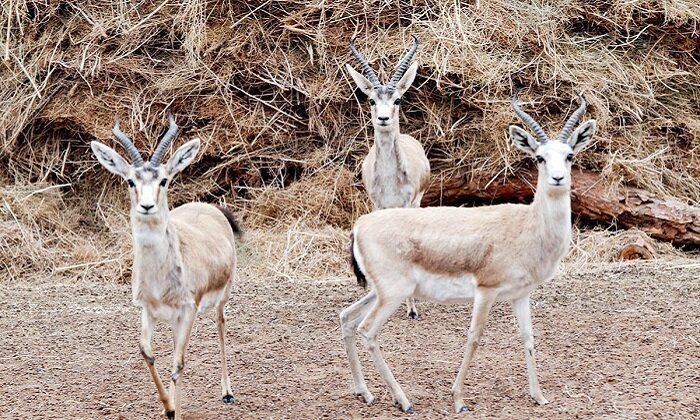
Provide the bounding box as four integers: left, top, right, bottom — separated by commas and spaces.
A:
170, 307, 197, 420
512, 296, 548, 405
452, 287, 498, 413
139, 309, 173, 416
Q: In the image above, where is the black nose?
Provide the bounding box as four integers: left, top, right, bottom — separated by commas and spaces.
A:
552, 176, 564, 183
377, 116, 389, 121
141, 204, 154, 211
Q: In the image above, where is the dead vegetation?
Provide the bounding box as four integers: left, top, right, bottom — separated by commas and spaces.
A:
0, 1, 698, 284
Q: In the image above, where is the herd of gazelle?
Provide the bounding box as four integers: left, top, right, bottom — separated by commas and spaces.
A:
91, 36, 596, 418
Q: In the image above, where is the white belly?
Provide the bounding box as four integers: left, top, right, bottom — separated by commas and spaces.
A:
413, 268, 476, 303
198, 288, 227, 314
147, 302, 179, 321
411, 268, 541, 303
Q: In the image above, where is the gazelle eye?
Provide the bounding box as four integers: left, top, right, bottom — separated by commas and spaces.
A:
368, 99, 376, 106
127, 179, 135, 188
566, 153, 574, 162
160, 178, 168, 187
394, 98, 401, 105
536, 156, 545, 164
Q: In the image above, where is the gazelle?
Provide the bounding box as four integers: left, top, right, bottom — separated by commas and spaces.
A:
91, 114, 242, 420
340, 94, 596, 413
346, 36, 431, 319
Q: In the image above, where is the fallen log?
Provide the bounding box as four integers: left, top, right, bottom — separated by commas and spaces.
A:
422, 168, 700, 246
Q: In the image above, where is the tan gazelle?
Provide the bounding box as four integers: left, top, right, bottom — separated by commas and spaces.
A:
345, 36, 431, 319
340, 93, 596, 414
91, 114, 242, 420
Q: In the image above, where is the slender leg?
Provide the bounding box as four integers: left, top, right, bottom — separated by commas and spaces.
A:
406, 196, 423, 321
512, 296, 548, 405
405, 298, 418, 320
139, 309, 173, 415
452, 287, 498, 414
358, 297, 413, 413
339, 291, 377, 404
216, 300, 235, 404
170, 308, 196, 420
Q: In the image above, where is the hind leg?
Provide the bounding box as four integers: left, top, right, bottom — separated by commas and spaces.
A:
359, 296, 414, 413
405, 298, 418, 319
216, 297, 235, 404
339, 291, 377, 404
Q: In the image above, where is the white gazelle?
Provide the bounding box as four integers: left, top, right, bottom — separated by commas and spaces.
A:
340, 94, 596, 413
346, 36, 431, 319
91, 114, 242, 420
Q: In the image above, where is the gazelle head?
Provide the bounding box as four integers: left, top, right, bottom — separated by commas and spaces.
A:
510, 94, 596, 190
91, 113, 200, 220
346, 36, 419, 134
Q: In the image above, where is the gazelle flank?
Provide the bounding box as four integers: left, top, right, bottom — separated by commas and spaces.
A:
91, 114, 242, 420
346, 36, 431, 319
340, 94, 596, 414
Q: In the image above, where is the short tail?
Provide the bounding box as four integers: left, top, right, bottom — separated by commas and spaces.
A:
349, 231, 367, 288
215, 205, 243, 239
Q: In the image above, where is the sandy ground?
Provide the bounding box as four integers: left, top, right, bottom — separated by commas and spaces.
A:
1, 261, 698, 419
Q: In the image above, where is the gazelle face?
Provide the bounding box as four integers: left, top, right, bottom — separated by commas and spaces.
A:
123, 165, 170, 216
346, 61, 419, 134
91, 138, 201, 219
510, 120, 596, 189
366, 88, 404, 132
532, 141, 575, 187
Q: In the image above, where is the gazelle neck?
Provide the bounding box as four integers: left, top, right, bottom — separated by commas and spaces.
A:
131, 206, 170, 248
373, 124, 403, 171
531, 172, 572, 248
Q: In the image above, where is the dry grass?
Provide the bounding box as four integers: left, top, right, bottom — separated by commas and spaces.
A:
1, 178, 694, 288
0, 1, 698, 284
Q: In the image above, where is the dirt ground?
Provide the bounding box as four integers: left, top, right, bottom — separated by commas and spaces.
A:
1, 260, 698, 419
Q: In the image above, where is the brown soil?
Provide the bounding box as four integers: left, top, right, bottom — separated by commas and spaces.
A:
1, 261, 698, 419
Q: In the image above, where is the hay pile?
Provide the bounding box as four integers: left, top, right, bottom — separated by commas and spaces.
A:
0, 1, 698, 281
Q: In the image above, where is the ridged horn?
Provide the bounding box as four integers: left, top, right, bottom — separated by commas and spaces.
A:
511, 93, 549, 144
387, 35, 419, 92
150, 111, 178, 166
557, 94, 586, 142
112, 119, 144, 167
349, 38, 381, 89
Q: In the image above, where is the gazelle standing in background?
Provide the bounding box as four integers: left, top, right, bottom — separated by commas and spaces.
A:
91, 114, 242, 420
346, 35, 431, 319
340, 93, 596, 413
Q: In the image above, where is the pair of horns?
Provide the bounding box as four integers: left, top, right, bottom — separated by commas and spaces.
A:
512, 92, 587, 143
350, 35, 419, 92
112, 112, 179, 167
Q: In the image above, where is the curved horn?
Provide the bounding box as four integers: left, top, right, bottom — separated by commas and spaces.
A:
511, 93, 549, 144
349, 38, 381, 88
150, 111, 179, 166
387, 35, 419, 91
112, 120, 144, 167
557, 94, 587, 142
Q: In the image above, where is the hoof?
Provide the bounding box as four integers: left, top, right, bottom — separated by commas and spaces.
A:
354, 392, 375, 405
394, 399, 414, 414
222, 394, 235, 404
165, 410, 175, 420
407, 311, 418, 320
534, 395, 549, 405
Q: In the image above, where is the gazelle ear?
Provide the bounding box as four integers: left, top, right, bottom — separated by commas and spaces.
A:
568, 119, 596, 154
166, 138, 200, 176
91, 141, 130, 178
346, 64, 375, 96
394, 61, 418, 96
509, 126, 540, 156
